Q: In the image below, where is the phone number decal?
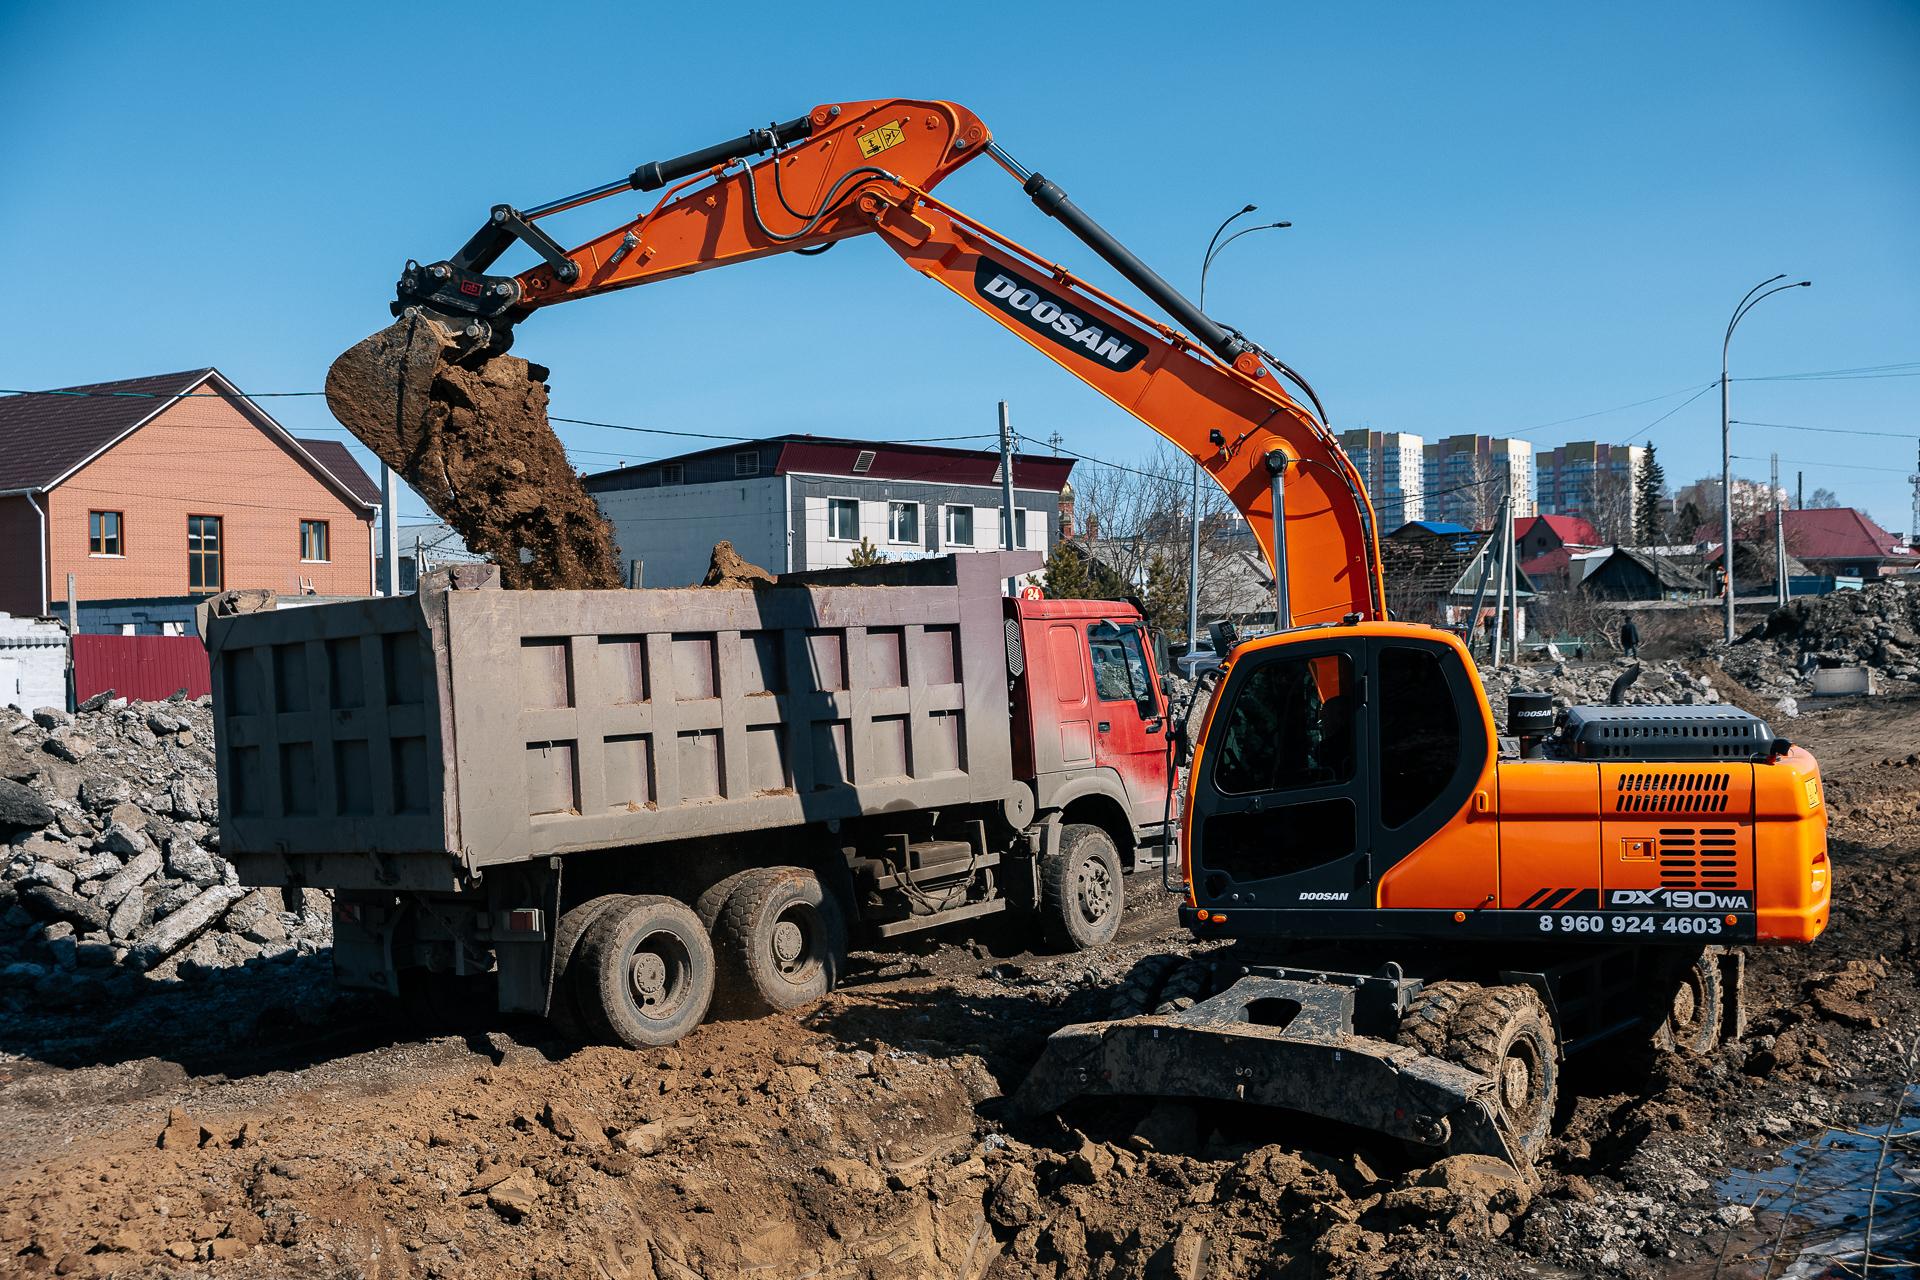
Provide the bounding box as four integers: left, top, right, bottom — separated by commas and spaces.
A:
1538, 913, 1727, 936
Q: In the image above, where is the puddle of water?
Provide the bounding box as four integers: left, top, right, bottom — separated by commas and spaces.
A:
1714, 1104, 1920, 1280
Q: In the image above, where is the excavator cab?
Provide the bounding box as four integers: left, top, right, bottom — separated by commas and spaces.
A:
1181, 621, 1494, 938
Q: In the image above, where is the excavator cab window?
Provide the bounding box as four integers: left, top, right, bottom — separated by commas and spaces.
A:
1213, 654, 1355, 795
1377, 646, 1461, 827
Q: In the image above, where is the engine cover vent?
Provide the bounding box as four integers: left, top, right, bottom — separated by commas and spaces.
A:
1614, 770, 1733, 813
1562, 704, 1772, 762
1657, 826, 1742, 888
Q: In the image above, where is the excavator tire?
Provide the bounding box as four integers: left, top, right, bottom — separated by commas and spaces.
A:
1652, 947, 1724, 1055
1393, 980, 1479, 1058
575, 895, 715, 1047
547, 894, 632, 1042
711, 867, 849, 1016
1152, 958, 1220, 1016
1106, 955, 1182, 1019
1443, 984, 1559, 1163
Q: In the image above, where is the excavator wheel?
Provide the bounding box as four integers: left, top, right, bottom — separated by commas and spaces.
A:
1393, 980, 1478, 1058
1152, 958, 1221, 1016
1442, 985, 1559, 1163
1105, 955, 1182, 1019
1652, 947, 1724, 1056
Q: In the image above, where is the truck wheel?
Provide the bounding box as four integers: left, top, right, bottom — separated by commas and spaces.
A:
548, 893, 630, 1042
1445, 985, 1559, 1163
1041, 824, 1124, 952
1394, 980, 1477, 1058
1653, 947, 1723, 1055
575, 895, 715, 1048
695, 869, 757, 932
712, 867, 849, 1016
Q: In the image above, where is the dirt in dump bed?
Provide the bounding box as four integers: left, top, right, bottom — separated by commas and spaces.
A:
700, 540, 777, 588
325, 316, 623, 590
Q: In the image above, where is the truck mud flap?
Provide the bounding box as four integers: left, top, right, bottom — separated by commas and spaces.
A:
1014, 975, 1518, 1165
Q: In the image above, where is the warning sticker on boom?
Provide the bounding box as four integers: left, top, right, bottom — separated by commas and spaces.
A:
857, 121, 907, 158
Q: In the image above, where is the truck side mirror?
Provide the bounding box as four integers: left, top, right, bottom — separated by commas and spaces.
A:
1171, 719, 1191, 767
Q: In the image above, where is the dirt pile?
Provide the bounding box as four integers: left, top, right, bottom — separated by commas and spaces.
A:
1475, 658, 1721, 732
1714, 578, 1920, 701
0, 695, 328, 1011
325, 316, 623, 590
699, 541, 776, 589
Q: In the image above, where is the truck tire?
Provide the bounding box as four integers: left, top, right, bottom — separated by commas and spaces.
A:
1040, 824, 1125, 952
695, 869, 757, 932
548, 893, 631, 1042
575, 895, 715, 1048
1444, 984, 1559, 1163
712, 866, 849, 1016
1394, 980, 1477, 1058
1652, 947, 1724, 1055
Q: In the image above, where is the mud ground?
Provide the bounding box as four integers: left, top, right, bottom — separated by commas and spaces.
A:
2, 686, 1915, 1278
325, 321, 622, 590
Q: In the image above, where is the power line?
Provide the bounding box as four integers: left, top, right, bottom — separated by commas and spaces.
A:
1730, 454, 1914, 475
1731, 419, 1917, 440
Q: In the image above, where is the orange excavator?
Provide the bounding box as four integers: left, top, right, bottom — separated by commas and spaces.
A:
337, 97, 1831, 1164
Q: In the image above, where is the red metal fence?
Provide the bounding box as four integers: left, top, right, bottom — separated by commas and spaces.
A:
71, 635, 211, 703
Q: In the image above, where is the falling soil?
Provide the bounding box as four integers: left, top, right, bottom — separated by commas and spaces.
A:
2, 681, 1916, 1278
325, 316, 622, 590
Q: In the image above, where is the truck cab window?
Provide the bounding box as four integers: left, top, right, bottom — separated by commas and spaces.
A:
1088, 622, 1155, 718
1213, 653, 1355, 795
1377, 646, 1460, 827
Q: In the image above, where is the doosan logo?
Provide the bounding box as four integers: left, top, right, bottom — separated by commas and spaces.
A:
1297, 891, 1349, 902
972, 262, 1147, 371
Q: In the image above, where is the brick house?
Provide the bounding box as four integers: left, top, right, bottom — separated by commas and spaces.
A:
0, 368, 379, 628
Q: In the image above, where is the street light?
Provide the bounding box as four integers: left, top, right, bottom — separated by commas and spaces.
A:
1719, 275, 1811, 641
1185, 206, 1291, 653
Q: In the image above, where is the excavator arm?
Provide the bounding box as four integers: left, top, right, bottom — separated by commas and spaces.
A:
366, 97, 1384, 625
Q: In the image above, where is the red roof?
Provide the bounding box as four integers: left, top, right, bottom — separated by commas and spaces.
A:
1694, 509, 1906, 562
772, 438, 1074, 489
1521, 548, 1574, 577
1517, 514, 1600, 548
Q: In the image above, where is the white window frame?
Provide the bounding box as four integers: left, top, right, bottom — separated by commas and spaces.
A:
945, 504, 975, 548
734, 451, 761, 477
887, 500, 921, 546
826, 497, 859, 542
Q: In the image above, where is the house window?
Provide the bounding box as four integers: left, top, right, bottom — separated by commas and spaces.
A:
735, 451, 761, 477
88, 510, 123, 557
827, 498, 859, 541
887, 501, 920, 545
187, 515, 223, 593
1000, 507, 1031, 549
661, 463, 684, 485
300, 519, 330, 562
946, 505, 974, 547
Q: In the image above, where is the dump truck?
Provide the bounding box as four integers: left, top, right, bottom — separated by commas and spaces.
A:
306, 96, 1831, 1166
205, 551, 1172, 1045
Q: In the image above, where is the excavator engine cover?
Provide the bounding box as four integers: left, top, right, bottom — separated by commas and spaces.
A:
1558, 705, 1774, 762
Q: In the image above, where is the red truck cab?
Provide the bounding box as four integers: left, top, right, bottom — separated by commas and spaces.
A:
1009, 596, 1173, 865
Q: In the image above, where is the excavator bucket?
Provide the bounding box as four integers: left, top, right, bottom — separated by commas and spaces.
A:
324, 314, 625, 591
1015, 972, 1519, 1166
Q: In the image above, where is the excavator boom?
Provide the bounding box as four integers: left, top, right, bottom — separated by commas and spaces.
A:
342, 98, 1385, 625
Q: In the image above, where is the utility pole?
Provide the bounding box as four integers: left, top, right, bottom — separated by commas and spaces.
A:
380, 463, 402, 596
998, 401, 1019, 597
1506, 477, 1521, 663
1772, 453, 1788, 607
1489, 494, 1510, 666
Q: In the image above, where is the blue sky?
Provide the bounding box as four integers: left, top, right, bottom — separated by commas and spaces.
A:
3, 1, 1915, 530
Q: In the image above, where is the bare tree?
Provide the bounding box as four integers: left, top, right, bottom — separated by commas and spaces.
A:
1586, 469, 1638, 545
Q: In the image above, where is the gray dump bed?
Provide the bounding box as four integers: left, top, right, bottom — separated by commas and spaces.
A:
208, 552, 1038, 890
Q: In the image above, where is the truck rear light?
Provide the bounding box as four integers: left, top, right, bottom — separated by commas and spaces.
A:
499, 908, 546, 938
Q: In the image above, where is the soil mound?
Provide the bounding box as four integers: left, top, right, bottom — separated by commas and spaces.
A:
325, 317, 622, 590
700, 541, 777, 589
